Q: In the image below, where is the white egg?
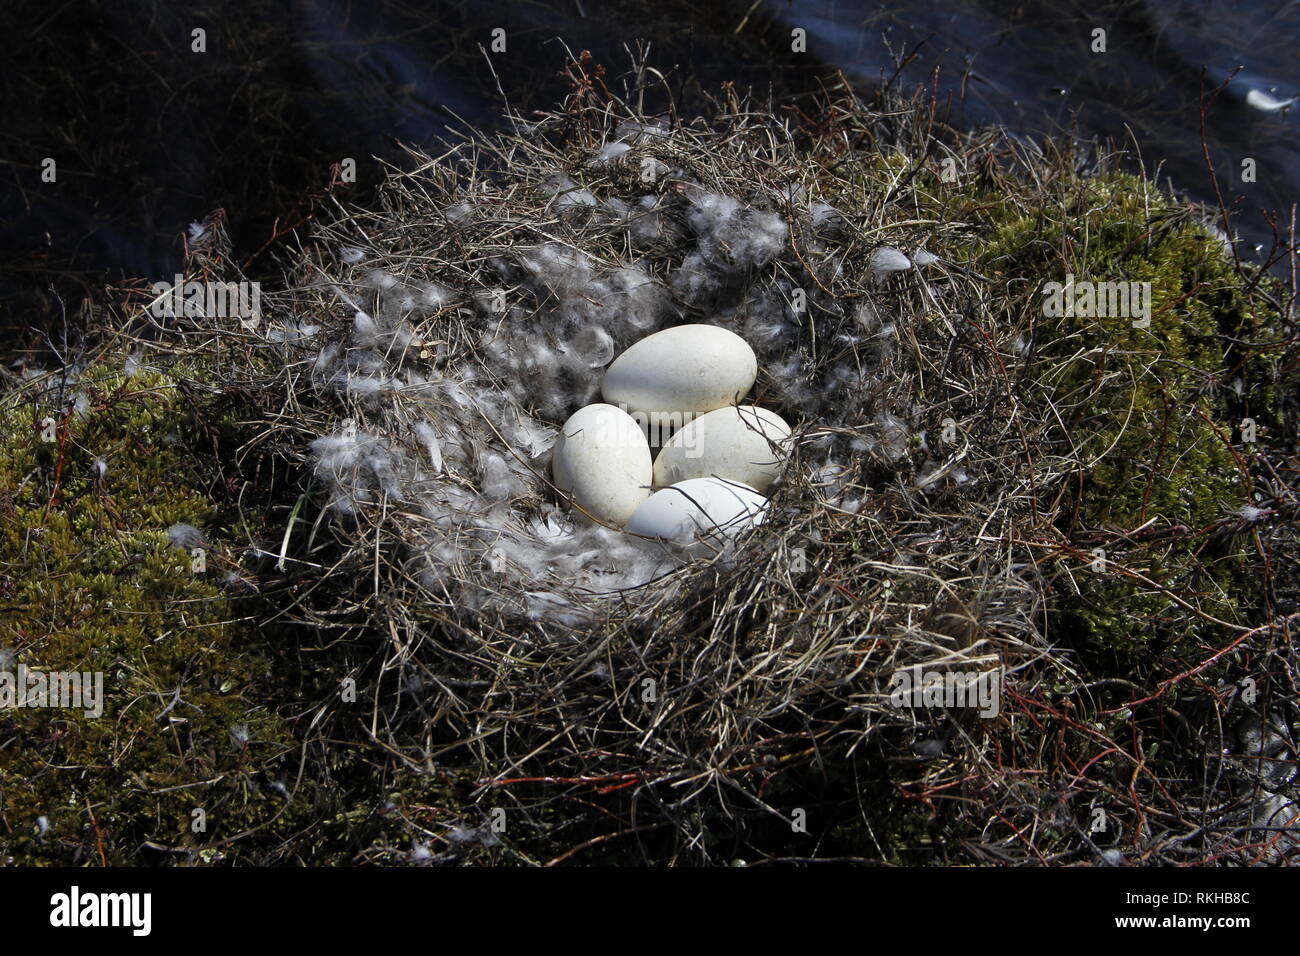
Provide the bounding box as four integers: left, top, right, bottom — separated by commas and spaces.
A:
552, 403, 652, 525
601, 325, 757, 421
624, 477, 768, 554
653, 405, 791, 492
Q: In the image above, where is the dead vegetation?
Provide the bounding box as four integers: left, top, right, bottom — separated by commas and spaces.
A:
5, 54, 1298, 865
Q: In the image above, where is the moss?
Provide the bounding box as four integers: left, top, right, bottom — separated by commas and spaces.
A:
941, 169, 1281, 659
0, 363, 300, 864
0, 358, 525, 865
2, 95, 1293, 866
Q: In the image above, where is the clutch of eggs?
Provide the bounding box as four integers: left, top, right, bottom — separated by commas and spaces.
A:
551, 324, 792, 551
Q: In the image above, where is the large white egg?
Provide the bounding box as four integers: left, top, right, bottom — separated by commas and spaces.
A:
624, 477, 768, 554
601, 325, 757, 421
652, 405, 791, 492
552, 403, 652, 526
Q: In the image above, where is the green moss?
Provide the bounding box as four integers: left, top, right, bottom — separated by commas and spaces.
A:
0, 364, 298, 864
1, 108, 1290, 866
952, 170, 1279, 658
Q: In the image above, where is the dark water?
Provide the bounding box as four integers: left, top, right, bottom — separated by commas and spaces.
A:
3, 0, 1297, 331
790, 0, 1299, 249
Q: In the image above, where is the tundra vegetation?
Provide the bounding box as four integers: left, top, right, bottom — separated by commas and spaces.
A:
2, 61, 1296, 865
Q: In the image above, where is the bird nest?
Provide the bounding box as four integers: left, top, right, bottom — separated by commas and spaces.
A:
76, 62, 1297, 864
